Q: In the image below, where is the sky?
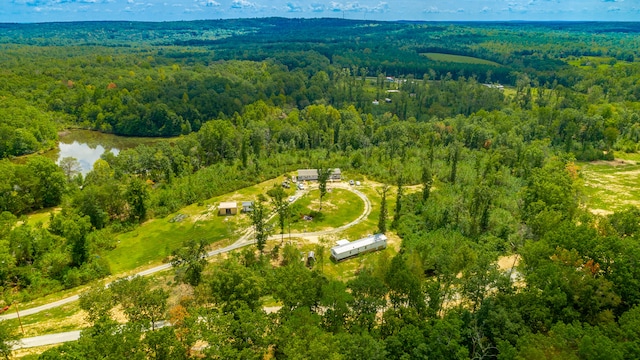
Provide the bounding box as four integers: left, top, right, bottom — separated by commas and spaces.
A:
1, 0, 640, 23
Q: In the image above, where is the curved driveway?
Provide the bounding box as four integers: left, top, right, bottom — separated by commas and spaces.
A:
1, 183, 371, 323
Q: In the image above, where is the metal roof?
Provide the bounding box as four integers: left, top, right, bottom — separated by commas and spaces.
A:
298, 169, 317, 176
331, 234, 387, 255
219, 202, 237, 209
298, 168, 341, 176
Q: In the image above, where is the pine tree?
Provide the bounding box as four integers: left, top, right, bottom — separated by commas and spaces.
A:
392, 175, 404, 229
422, 165, 433, 202
377, 184, 389, 234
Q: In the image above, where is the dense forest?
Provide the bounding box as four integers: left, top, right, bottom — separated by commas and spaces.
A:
2, 18, 640, 359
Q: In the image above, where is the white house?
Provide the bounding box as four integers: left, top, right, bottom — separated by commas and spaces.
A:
330, 234, 387, 261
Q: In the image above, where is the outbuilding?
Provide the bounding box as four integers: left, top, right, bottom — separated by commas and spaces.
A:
242, 201, 254, 213
330, 234, 387, 261
218, 202, 238, 216
297, 168, 342, 181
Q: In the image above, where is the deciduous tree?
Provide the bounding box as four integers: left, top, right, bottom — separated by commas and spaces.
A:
171, 239, 208, 287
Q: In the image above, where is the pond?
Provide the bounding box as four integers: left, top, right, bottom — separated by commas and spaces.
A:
47, 130, 166, 175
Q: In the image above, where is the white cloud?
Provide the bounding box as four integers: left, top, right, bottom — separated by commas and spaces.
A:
369, 2, 389, 13
309, 3, 324, 12
423, 6, 464, 14
286, 2, 302, 12
231, 0, 258, 9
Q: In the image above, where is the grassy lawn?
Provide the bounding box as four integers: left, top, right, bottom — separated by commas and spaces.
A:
105, 176, 293, 274
296, 177, 401, 281
580, 159, 640, 214
421, 52, 501, 66
22, 207, 60, 227
614, 151, 640, 162
262, 174, 401, 281
3, 302, 86, 338
287, 187, 364, 233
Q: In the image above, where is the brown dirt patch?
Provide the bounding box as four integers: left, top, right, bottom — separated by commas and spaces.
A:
497, 254, 519, 272
590, 209, 614, 216
13, 344, 62, 358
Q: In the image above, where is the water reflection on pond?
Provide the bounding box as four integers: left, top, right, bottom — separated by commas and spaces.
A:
58, 142, 119, 175
50, 130, 166, 175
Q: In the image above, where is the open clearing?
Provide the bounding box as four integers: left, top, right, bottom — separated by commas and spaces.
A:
287, 187, 365, 233
8, 174, 387, 352
580, 158, 640, 214
421, 52, 501, 66
105, 176, 295, 274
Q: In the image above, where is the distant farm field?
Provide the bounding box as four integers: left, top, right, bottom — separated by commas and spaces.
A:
421, 52, 501, 66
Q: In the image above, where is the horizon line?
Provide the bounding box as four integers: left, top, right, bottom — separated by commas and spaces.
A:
1, 17, 640, 25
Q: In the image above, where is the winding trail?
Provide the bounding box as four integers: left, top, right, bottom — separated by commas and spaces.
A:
1, 183, 371, 329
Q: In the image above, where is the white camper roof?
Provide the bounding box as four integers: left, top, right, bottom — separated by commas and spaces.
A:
332, 234, 387, 256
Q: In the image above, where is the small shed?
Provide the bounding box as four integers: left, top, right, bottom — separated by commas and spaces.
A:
218, 202, 238, 216
330, 234, 387, 261
242, 201, 254, 213
307, 251, 316, 267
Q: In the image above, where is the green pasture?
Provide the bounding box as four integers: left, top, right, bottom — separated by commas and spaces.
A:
565, 56, 631, 70
421, 52, 501, 66
580, 160, 640, 213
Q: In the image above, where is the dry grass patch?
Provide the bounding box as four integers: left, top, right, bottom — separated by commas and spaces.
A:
580, 159, 640, 213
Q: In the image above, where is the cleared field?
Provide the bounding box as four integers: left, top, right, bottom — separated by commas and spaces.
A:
580, 158, 640, 215
421, 52, 501, 66
566, 56, 635, 72
287, 187, 365, 233
105, 176, 293, 274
